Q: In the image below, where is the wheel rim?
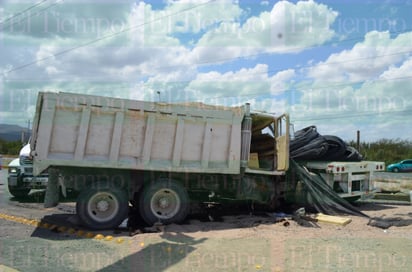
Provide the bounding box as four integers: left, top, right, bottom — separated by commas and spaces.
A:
87, 192, 120, 223
150, 188, 181, 220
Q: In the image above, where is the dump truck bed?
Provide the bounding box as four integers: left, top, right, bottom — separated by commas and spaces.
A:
31, 92, 244, 175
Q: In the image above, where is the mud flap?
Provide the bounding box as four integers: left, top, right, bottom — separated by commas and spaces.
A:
44, 168, 59, 208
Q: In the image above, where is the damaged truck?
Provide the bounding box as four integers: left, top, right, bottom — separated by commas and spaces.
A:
30, 92, 290, 229
30, 92, 382, 229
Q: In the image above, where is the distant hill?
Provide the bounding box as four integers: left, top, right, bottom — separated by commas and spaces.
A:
0, 124, 31, 142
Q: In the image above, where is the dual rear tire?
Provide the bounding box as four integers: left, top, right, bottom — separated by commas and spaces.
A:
76, 185, 129, 230
139, 179, 189, 226
76, 179, 189, 229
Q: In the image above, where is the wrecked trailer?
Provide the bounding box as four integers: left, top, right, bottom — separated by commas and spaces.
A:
290, 126, 385, 201
286, 160, 368, 218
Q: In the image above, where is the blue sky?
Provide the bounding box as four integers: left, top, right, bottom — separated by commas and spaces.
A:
1, 0, 412, 142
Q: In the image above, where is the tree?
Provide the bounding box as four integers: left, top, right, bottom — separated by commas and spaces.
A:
0, 139, 23, 155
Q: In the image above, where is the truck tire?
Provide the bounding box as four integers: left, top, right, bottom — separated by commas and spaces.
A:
139, 179, 189, 226
8, 186, 30, 198
76, 185, 128, 230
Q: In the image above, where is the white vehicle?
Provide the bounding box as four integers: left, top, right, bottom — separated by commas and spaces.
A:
31, 92, 290, 229
7, 143, 48, 198
302, 161, 385, 201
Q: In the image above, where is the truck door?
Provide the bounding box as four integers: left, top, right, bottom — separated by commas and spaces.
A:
275, 114, 289, 171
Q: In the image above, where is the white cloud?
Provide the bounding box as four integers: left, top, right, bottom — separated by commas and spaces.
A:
197, 0, 337, 50
142, 0, 242, 39
188, 0, 338, 66
185, 64, 294, 109
4, 0, 410, 142
380, 56, 412, 80
291, 31, 412, 140
307, 31, 412, 83
2, 1, 338, 85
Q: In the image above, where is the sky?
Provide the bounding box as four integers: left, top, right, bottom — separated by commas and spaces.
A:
0, 0, 411, 142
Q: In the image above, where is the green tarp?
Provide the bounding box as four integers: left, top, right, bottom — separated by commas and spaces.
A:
290, 160, 368, 218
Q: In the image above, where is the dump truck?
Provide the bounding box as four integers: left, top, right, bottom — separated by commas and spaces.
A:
30, 92, 290, 229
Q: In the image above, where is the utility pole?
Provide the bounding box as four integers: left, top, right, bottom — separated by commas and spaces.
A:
27, 119, 31, 142
356, 130, 360, 151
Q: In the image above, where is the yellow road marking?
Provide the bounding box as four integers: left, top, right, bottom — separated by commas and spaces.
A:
0, 213, 128, 244
0, 264, 20, 272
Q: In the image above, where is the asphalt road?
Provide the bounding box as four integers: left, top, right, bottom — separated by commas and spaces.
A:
0, 169, 135, 272
374, 171, 412, 181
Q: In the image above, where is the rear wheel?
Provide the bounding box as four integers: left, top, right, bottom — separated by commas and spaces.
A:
139, 179, 189, 225
76, 184, 128, 230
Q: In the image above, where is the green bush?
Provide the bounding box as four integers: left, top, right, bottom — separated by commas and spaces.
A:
0, 139, 23, 155
348, 139, 412, 166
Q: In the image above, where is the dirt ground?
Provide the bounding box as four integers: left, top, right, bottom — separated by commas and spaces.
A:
122, 202, 412, 272
2, 201, 412, 272
1, 169, 412, 271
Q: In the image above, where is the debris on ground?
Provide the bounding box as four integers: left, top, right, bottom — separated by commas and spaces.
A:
291, 207, 319, 228
314, 213, 352, 226
368, 216, 412, 229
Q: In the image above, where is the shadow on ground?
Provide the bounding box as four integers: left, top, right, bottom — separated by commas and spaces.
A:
99, 232, 207, 272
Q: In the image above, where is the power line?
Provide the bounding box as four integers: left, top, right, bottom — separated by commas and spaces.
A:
0, 0, 49, 26
2, 1, 411, 108
4, 74, 411, 106
5, 0, 216, 74
135, 29, 412, 72
4, 0, 411, 75
0, 0, 63, 31
292, 108, 412, 122
6, 45, 411, 89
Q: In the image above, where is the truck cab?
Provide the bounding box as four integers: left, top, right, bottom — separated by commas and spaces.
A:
7, 143, 48, 198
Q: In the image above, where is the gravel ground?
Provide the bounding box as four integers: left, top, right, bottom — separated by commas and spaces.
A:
1, 170, 412, 271
1, 201, 412, 272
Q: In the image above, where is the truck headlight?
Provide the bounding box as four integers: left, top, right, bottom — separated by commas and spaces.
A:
8, 167, 19, 175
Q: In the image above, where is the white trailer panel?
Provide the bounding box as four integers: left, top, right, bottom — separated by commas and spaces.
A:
305, 161, 385, 174
303, 160, 385, 199
31, 92, 244, 175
